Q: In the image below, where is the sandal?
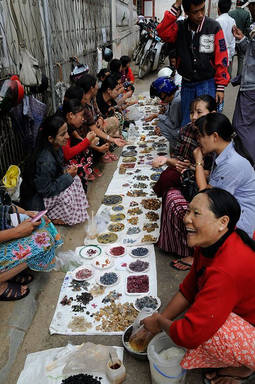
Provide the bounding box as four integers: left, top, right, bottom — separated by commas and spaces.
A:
170, 260, 192, 271
93, 168, 103, 177
87, 173, 96, 181
102, 153, 114, 163
0, 282, 30, 301
108, 153, 118, 161
9, 270, 34, 286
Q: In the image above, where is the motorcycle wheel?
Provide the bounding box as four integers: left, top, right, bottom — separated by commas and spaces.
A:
138, 53, 151, 79
135, 46, 144, 65
133, 45, 140, 61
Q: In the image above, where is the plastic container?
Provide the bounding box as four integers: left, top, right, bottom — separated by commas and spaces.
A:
147, 333, 186, 384
106, 358, 126, 384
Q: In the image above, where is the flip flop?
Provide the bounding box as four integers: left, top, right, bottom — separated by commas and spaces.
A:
0, 282, 30, 301
93, 168, 103, 177
9, 270, 34, 286
170, 260, 192, 271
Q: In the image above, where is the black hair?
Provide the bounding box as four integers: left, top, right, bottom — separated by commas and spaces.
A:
64, 85, 83, 102
218, 0, 232, 14
77, 74, 97, 94
20, 115, 66, 208
193, 94, 217, 112
109, 59, 121, 73
97, 68, 109, 81
182, 0, 205, 13
197, 188, 255, 250
62, 98, 83, 117
195, 113, 254, 166
101, 75, 119, 93
110, 71, 122, 82
120, 55, 131, 68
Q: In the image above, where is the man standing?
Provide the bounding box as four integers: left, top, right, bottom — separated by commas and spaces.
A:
216, 0, 236, 71
157, 0, 230, 125
232, 1, 255, 163
229, 0, 251, 75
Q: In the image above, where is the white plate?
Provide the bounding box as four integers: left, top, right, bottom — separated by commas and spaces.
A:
134, 296, 161, 312
107, 246, 127, 257
92, 257, 114, 270
97, 272, 120, 287
129, 247, 149, 258
72, 266, 94, 281
125, 275, 150, 296
127, 260, 150, 274
79, 245, 102, 259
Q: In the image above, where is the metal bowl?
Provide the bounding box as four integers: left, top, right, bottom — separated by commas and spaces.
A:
122, 325, 148, 360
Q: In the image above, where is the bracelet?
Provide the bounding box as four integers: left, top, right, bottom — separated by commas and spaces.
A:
107, 135, 110, 141
196, 162, 204, 167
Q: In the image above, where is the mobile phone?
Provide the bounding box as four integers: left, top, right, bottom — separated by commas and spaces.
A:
31, 210, 48, 223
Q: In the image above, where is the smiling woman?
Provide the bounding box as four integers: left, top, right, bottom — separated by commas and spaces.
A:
140, 188, 255, 384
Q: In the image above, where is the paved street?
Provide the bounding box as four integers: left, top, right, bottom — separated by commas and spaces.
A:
0, 62, 239, 384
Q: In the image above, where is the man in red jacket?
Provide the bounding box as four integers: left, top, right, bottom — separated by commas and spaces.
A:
157, 0, 230, 125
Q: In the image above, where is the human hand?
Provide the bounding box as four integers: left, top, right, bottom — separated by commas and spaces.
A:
87, 131, 97, 142
144, 114, 155, 122
141, 313, 161, 335
24, 211, 37, 218
114, 138, 127, 147
67, 165, 78, 177
232, 25, 244, 40
98, 143, 110, 153
125, 90, 133, 98
174, 0, 182, 8
175, 159, 191, 173
216, 91, 224, 104
16, 219, 40, 238
154, 127, 161, 136
152, 156, 167, 168
193, 147, 203, 162
91, 137, 100, 146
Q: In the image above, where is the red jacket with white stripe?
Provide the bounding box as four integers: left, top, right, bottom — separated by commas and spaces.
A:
157, 7, 230, 92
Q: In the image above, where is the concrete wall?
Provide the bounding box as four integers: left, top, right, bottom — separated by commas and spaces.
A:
112, 0, 139, 58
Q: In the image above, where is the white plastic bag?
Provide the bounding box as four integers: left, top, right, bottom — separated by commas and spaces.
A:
54, 250, 81, 272
85, 209, 111, 241
19, 47, 42, 86
125, 105, 142, 121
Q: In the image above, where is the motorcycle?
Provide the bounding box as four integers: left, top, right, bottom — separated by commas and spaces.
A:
138, 30, 167, 79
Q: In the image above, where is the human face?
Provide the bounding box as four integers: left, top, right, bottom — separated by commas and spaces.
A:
192, 100, 210, 122
108, 85, 119, 100
248, 3, 255, 20
91, 82, 99, 97
160, 92, 175, 103
197, 130, 217, 155
68, 110, 84, 129
187, 2, 206, 26
49, 123, 69, 148
184, 193, 229, 248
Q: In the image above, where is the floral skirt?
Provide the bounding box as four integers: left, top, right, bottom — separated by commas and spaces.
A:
0, 218, 62, 272
181, 313, 255, 370
43, 176, 89, 226
157, 188, 193, 257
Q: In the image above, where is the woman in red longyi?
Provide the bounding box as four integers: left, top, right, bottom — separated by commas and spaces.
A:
142, 188, 255, 384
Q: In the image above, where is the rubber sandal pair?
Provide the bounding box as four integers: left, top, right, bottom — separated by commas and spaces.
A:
0, 282, 30, 301
170, 259, 192, 271
102, 153, 114, 163
87, 173, 96, 181
93, 168, 103, 177
9, 270, 34, 285
203, 372, 255, 384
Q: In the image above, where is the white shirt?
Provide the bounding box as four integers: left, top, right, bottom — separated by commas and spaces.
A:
216, 13, 236, 64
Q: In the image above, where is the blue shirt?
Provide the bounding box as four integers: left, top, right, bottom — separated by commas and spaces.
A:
209, 142, 255, 237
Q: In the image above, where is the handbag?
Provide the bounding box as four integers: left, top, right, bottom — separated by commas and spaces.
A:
181, 169, 198, 202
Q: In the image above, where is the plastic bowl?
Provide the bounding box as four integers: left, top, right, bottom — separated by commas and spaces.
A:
122, 325, 148, 360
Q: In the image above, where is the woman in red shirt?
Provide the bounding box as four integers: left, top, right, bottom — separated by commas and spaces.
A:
142, 188, 255, 384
